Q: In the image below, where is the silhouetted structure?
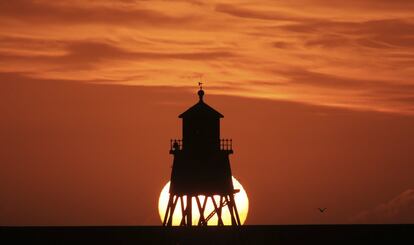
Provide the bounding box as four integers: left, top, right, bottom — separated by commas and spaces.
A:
163, 87, 241, 226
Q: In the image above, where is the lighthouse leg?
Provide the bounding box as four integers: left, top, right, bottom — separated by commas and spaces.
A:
225, 195, 237, 225
195, 196, 207, 226
229, 194, 241, 225
211, 196, 224, 226
217, 196, 224, 226
186, 195, 192, 226
179, 196, 187, 226
166, 195, 178, 226
163, 195, 173, 226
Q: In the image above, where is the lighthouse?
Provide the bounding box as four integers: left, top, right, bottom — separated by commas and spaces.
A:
163, 86, 241, 226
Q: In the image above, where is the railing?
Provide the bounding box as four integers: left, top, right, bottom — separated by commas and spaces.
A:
170, 139, 183, 152
169, 138, 233, 153
220, 139, 233, 151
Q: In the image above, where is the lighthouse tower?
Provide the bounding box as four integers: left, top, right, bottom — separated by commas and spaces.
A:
163, 87, 241, 226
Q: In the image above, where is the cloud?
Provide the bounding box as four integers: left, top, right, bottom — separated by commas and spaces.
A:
0, 36, 67, 51
276, 68, 386, 90
215, 3, 312, 22
293, 0, 414, 11
0, 0, 413, 115
0, 0, 196, 27
272, 41, 295, 49
284, 68, 414, 96
64, 41, 237, 63
0, 40, 237, 68
280, 19, 414, 49
351, 189, 414, 223
266, 67, 414, 113
0, 71, 122, 84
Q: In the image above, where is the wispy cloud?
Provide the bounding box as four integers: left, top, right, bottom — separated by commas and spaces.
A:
351, 189, 414, 223
215, 3, 313, 22
0, 0, 413, 114
0, 0, 196, 27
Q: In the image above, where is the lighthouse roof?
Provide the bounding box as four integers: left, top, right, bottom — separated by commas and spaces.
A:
179, 89, 224, 118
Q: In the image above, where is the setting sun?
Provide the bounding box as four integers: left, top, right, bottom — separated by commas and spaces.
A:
158, 176, 249, 225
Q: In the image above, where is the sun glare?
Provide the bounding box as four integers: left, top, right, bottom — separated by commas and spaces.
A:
158, 176, 249, 225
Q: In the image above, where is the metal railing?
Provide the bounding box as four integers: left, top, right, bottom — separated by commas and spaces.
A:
220, 139, 232, 151
170, 139, 233, 152
170, 139, 183, 151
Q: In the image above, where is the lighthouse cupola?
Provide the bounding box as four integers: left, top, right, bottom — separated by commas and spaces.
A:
178, 88, 223, 155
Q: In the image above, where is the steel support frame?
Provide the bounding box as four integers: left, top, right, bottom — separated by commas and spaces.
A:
163, 194, 241, 226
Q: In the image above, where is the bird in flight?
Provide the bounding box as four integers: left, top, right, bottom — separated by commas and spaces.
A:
318, 208, 327, 213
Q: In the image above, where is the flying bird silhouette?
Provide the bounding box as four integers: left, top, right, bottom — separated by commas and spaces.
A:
318, 208, 327, 213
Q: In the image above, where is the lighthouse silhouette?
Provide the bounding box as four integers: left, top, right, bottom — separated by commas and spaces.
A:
163, 86, 241, 226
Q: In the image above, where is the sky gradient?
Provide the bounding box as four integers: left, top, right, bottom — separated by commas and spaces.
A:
1, 0, 414, 225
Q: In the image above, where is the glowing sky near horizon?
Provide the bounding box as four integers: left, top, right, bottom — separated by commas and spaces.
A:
1, 0, 413, 114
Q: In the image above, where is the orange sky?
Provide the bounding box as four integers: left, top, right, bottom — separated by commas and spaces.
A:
1, 0, 414, 114
1, 0, 414, 225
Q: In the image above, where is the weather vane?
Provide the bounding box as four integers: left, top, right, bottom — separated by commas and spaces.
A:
198, 74, 203, 90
